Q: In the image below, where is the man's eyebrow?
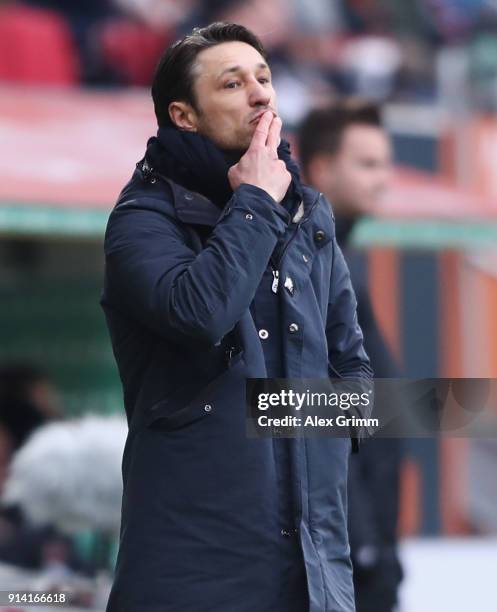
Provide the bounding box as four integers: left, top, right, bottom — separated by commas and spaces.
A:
217, 62, 270, 79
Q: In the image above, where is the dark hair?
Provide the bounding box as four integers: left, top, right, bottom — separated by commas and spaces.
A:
297, 100, 383, 175
152, 22, 267, 128
0, 363, 48, 399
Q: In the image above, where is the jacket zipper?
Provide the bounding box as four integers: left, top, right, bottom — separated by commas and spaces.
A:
270, 193, 322, 294
271, 269, 280, 293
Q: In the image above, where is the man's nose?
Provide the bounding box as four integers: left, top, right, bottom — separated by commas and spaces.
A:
247, 78, 271, 107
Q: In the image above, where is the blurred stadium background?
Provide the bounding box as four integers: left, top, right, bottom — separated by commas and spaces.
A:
1, 0, 497, 610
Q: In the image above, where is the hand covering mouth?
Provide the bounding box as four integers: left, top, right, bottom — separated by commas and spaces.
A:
249, 109, 277, 124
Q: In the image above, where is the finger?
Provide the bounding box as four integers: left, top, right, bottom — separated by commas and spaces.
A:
248, 110, 273, 150
266, 115, 281, 157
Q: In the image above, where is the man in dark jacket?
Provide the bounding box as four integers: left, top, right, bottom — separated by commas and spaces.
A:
298, 101, 403, 612
100, 23, 372, 612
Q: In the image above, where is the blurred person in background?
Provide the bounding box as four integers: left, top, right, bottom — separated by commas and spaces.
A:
101, 21, 372, 612
0, 365, 55, 556
0, 363, 61, 453
0, 364, 85, 575
298, 101, 404, 612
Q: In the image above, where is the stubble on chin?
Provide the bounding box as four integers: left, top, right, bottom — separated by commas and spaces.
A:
204, 128, 251, 156
195, 110, 252, 153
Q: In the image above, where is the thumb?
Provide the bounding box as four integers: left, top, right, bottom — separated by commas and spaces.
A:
227, 163, 239, 187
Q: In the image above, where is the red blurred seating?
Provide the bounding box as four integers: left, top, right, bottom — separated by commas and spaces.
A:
0, 5, 79, 84
98, 20, 170, 86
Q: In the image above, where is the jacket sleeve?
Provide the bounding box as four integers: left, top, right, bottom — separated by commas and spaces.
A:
326, 232, 374, 452
326, 232, 373, 380
103, 184, 290, 346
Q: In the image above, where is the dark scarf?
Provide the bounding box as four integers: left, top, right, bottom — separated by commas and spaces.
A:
144, 126, 304, 218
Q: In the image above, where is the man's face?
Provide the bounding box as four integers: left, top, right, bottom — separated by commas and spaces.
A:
171, 41, 278, 151
319, 124, 392, 216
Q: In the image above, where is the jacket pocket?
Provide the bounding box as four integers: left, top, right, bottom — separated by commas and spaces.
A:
145, 350, 245, 431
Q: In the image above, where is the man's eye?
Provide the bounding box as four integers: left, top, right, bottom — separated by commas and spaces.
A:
259, 77, 270, 84
225, 81, 240, 89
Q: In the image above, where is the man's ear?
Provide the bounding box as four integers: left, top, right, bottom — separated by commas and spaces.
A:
168, 101, 198, 131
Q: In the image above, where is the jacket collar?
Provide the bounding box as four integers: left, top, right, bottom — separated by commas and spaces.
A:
169, 179, 223, 227
171, 178, 312, 227
136, 159, 222, 227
